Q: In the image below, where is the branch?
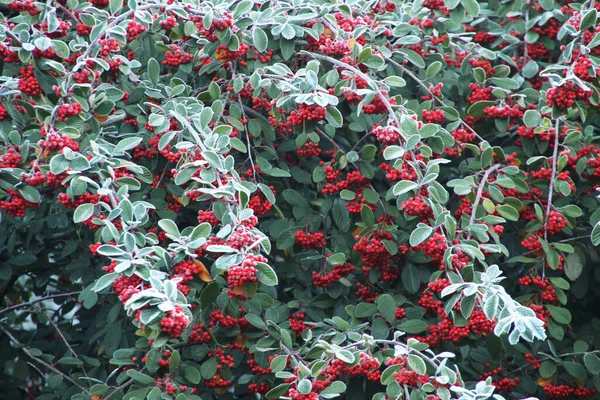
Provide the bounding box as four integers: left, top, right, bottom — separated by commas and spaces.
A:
47, 316, 88, 376
301, 51, 423, 178
543, 118, 561, 279
0, 291, 81, 315
386, 57, 485, 143
0, 326, 92, 395
468, 164, 502, 229
104, 378, 134, 399
80, 111, 129, 134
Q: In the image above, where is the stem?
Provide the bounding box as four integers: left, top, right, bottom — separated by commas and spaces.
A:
0, 326, 92, 395
0, 291, 81, 315
468, 164, 502, 229
386, 57, 484, 143
543, 118, 561, 280
301, 51, 423, 179
47, 316, 88, 376
104, 378, 134, 399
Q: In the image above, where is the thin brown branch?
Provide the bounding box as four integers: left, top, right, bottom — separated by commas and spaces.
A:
386, 57, 485, 143
0, 326, 92, 395
468, 164, 502, 229
542, 118, 561, 279
0, 291, 81, 315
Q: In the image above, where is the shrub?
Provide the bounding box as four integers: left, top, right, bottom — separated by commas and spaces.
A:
2, 0, 600, 399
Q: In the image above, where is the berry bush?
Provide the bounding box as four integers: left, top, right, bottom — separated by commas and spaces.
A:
3, 0, 600, 399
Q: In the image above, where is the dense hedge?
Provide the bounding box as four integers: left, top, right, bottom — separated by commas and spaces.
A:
3, 0, 600, 399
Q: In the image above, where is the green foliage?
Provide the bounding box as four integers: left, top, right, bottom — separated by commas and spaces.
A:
2, 0, 600, 399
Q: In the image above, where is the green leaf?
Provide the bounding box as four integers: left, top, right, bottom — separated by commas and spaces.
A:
361, 204, 374, 228
462, 0, 480, 15
327, 253, 346, 265
378, 294, 396, 322
402, 264, 420, 294
397, 320, 428, 333
444, 0, 460, 9
321, 381, 346, 395
73, 203, 94, 223
256, 262, 278, 286
94, 273, 119, 292
539, 361, 556, 378
335, 350, 355, 363
183, 365, 201, 384
270, 355, 288, 373
245, 313, 266, 329
201, 356, 218, 379
398, 49, 425, 68
158, 219, 180, 238
523, 110, 541, 127
109, 0, 121, 14
169, 350, 180, 373
298, 379, 312, 395
584, 353, 600, 375
384, 76, 406, 87
283, 189, 309, 208
565, 251, 584, 281
333, 198, 351, 232
253, 28, 268, 53
426, 61, 442, 79
326, 106, 343, 128
409, 225, 433, 246
266, 384, 291, 399
407, 354, 426, 375
395, 178, 420, 198
148, 58, 159, 84
126, 370, 155, 385
234, 0, 253, 18
546, 305, 572, 324
496, 205, 519, 221
384, 146, 405, 161
592, 223, 600, 246
564, 361, 588, 380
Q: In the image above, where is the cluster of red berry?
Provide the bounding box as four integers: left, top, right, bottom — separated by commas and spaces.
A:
288, 312, 313, 337
226, 254, 263, 288
163, 45, 193, 67
56, 103, 83, 122
312, 262, 355, 287
370, 124, 400, 144
159, 306, 190, 338
248, 189, 275, 216
546, 82, 592, 109
0, 188, 40, 217
518, 275, 559, 303
402, 197, 433, 218
18, 66, 43, 96
297, 141, 321, 157
126, 20, 146, 41
295, 231, 326, 249
543, 384, 596, 399
39, 131, 80, 152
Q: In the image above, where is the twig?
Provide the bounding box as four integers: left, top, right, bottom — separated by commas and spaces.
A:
0, 291, 81, 315
47, 316, 88, 376
542, 118, 561, 279
104, 378, 134, 399
239, 101, 257, 181
79, 111, 129, 134
386, 57, 485, 143
301, 51, 423, 179
0, 326, 92, 395
522, 9, 529, 73
56, 3, 79, 23
468, 164, 502, 229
